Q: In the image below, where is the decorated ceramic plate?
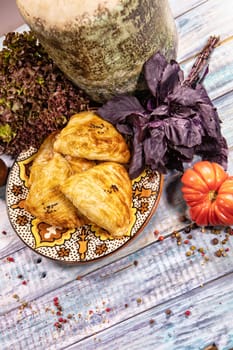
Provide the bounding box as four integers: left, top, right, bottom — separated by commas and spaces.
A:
6, 147, 163, 263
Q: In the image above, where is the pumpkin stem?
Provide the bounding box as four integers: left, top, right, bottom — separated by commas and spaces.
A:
209, 190, 217, 202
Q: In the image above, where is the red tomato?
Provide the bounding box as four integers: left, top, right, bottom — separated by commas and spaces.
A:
181, 161, 233, 226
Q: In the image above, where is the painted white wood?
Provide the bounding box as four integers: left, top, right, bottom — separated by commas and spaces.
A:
67, 272, 233, 350
1, 225, 233, 349
176, 0, 233, 61
170, 0, 208, 18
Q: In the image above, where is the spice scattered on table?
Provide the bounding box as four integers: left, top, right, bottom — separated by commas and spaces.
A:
165, 309, 172, 316
184, 310, 191, 317
171, 222, 232, 260
6, 256, 15, 262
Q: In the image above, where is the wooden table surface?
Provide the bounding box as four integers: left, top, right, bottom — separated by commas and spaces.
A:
1, 1, 233, 349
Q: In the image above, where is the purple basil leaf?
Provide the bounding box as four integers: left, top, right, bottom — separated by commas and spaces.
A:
144, 125, 167, 172
115, 123, 133, 136
164, 116, 203, 147
97, 95, 146, 124
151, 104, 169, 117
197, 103, 221, 137
159, 61, 183, 101
196, 136, 228, 170
144, 52, 168, 97
195, 83, 213, 105
170, 105, 195, 119
128, 125, 145, 179
167, 85, 204, 106
172, 145, 195, 161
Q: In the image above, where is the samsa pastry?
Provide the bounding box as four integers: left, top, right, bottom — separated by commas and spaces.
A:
64, 155, 96, 174
28, 131, 59, 187
53, 111, 130, 163
25, 140, 84, 229
60, 162, 133, 238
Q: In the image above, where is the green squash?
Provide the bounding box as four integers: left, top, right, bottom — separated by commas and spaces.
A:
16, 0, 178, 102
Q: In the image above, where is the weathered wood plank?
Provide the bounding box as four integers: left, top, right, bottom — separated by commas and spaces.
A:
181, 39, 233, 102
68, 272, 233, 350
169, 0, 208, 19
176, 0, 233, 62
1, 225, 233, 349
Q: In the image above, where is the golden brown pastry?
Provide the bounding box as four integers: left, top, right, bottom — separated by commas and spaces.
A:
53, 111, 130, 163
60, 162, 133, 237
25, 152, 84, 228
28, 132, 59, 187
64, 155, 96, 174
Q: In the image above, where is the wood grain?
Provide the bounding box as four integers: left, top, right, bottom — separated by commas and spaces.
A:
67, 272, 233, 350
1, 225, 233, 349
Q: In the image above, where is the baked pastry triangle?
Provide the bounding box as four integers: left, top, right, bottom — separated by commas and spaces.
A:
25, 134, 85, 228
60, 162, 133, 237
53, 111, 130, 163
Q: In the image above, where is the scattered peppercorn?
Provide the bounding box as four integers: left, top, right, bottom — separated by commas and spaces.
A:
215, 249, 223, 257
165, 309, 172, 316
12, 294, 19, 299
212, 238, 219, 245
158, 236, 164, 241
105, 307, 111, 312
2, 230, 7, 235
184, 226, 192, 233
149, 319, 155, 325
184, 310, 191, 317
198, 247, 204, 253
22, 280, 27, 285
133, 260, 138, 266
171, 231, 177, 239
179, 215, 187, 222
54, 322, 62, 329
7, 256, 15, 262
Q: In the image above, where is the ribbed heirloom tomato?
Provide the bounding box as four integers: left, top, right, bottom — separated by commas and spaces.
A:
181, 161, 233, 226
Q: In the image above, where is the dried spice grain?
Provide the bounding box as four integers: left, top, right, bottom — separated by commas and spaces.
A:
184, 310, 191, 317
